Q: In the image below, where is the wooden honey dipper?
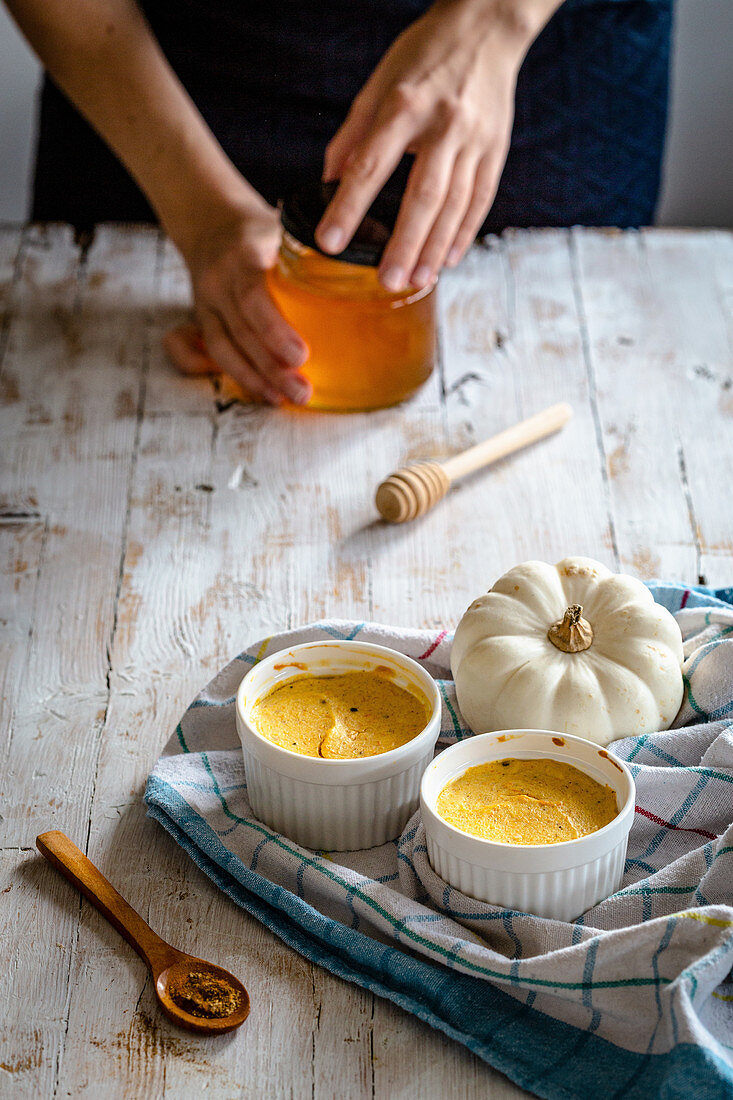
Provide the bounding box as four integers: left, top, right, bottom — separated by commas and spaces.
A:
375, 402, 572, 523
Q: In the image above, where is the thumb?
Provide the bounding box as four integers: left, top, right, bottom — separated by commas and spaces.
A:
163, 323, 220, 376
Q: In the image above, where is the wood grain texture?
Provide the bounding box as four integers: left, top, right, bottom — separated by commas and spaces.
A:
2, 226, 731, 1099
573, 228, 700, 582
641, 230, 733, 584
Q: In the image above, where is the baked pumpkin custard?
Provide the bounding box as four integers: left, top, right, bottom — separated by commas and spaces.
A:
436, 758, 618, 844
252, 670, 430, 759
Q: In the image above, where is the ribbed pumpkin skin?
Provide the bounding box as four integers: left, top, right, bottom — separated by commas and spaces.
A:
451, 557, 684, 747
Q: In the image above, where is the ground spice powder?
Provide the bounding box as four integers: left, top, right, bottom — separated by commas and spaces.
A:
168, 970, 242, 1019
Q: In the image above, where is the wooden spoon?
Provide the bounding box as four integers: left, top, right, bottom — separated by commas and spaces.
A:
36, 830, 250, 1035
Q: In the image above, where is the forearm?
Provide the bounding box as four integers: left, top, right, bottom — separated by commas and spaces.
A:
5, 0, 265, 254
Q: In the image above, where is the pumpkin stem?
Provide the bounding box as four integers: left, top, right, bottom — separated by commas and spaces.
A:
548, 604, 594, 654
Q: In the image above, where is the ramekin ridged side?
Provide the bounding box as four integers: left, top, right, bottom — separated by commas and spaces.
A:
243, 749, 435, 851
236, 641, 442, 852
425, 835, 627, 924
420, 730, 635, 922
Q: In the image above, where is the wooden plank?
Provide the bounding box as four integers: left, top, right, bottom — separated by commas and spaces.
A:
373, 1000, 528, 1099
54, 411, 214, 1098
0, 226, 24, 379
0, 226, 158, 849
0, 228, 42, 825
312, 983, 374, 1100
0, 224, 84, 863
368, 242, 508, 630
0, 849, 73, 1098
0, 230, 70, 1095
572, 229, 698, 581
208, 403, 375, 632
0, 225, 23, 284
0, 225, 157, 1095
640, 230, 733, 585
0, 519, 46, 796
499, 230, 615, 567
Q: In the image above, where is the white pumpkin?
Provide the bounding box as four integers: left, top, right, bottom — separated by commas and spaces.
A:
451, 557, 684, 746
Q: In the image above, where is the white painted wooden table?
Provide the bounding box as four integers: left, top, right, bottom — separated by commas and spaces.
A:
1, 225, 732, 1098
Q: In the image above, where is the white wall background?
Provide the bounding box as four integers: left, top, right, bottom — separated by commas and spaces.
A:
1, 0, 732, 226
0, 3, 38, 222
656, 0, 733, 226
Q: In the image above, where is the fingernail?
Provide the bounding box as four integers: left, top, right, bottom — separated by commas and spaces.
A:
380, 266, 406, 292
319, 225, 345, 253
412, 265, 432, 288
446, 247, 462, 268
286, 377, 311, 405
285, 340, 307, 367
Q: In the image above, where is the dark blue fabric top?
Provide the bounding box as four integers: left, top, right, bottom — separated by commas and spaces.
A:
32, 0, 673, 230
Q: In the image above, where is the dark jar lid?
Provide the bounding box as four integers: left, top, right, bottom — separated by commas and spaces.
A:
280, 181, 396, 267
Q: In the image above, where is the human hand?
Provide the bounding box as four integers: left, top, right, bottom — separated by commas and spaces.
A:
166, 199, 311, 405
316, 0, 559, 291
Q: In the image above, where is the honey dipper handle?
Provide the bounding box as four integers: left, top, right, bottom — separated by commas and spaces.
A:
440, 402, 572, 483
36, 830, 177, 975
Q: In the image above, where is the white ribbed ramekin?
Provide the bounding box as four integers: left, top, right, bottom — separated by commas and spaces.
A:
236, 641, 441, 851
420, 730, 635, 922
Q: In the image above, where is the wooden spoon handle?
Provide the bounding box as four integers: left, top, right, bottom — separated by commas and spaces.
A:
36, 830, 177, 974
441, 402, 572, 482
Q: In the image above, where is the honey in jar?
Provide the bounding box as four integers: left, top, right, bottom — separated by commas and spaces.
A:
267, 191, 436, 411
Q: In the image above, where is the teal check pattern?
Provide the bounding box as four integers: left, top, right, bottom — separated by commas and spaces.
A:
146, 584, 733, 1099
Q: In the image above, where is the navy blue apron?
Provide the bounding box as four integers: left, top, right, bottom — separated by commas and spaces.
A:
32, 0, 673, 232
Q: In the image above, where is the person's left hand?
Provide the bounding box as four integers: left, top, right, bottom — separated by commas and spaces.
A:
315, 0, 560, 291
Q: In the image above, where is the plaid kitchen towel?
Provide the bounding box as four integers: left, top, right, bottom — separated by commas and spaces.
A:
145, 585, 733, 1100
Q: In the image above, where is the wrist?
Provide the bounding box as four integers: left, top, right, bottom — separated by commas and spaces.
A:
492, 0, 562, 43
157, 162, 270, 268
434, 0, 561, 53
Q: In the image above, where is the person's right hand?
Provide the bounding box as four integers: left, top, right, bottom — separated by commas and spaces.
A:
165, 200, 311, 405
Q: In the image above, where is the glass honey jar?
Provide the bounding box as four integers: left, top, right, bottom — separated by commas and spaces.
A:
267, 189, 436, 411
